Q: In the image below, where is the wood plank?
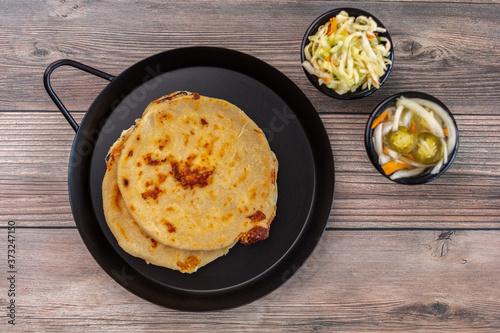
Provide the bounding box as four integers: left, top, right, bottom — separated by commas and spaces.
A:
2, 1, 499, 331
0, 1, 498, 113
1, 111, 499, 228
1, 228, 498, 331
326, 113, 500, 227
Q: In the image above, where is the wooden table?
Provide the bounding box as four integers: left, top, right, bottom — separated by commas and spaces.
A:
1, 0, 499, 331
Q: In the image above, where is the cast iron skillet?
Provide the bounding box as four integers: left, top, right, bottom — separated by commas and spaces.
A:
44, 47, 335, 311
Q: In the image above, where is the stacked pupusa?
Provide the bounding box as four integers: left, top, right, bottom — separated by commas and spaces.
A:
102, 91, 278, 273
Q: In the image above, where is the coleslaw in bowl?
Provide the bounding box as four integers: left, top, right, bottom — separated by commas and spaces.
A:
301, 8, 394, 99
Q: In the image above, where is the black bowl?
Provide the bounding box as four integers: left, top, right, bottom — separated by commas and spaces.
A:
300, 8, 394, 100
365, 92, 459, 184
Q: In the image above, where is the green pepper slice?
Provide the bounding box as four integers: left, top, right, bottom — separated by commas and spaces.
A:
412, 132, 444, 164
387, 126, 417, 154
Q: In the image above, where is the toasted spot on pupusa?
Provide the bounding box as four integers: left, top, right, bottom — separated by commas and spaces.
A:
102, 125, 234, 273
117, 91, 278, 250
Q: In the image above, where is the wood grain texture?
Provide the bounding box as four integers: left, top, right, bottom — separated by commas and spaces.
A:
0, 228, 499, 332
1, 0, 500, 331
0, 1, 498, 113
1, 112, 499, 228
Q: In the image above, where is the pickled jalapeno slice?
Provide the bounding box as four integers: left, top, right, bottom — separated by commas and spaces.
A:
387, 126, 417, 154
412, 132, 444, 164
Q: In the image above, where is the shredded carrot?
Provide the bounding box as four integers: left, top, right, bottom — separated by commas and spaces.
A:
327, 17, 337, 36
381, 160, 410, 175
371, 109, 389, 129
443, 128, 448, 136
324, 77, 330, 83
382, 147, 388, 155
325, 56, 331, 62
366, 32, 375, 40
411, 120, 417, 133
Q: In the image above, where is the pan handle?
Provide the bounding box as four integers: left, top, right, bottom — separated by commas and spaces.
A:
43, 59, 115, 132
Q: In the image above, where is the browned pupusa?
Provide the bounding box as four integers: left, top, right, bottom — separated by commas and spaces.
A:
117, 91, 278, 250
102, 126, 235, 273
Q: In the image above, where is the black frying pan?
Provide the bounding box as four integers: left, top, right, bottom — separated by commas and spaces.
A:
44, 47, 335, 311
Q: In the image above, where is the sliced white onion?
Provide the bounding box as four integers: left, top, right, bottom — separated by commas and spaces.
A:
441, 137, 448, 164
411, 98, 457, 154
430, 159, 444, 175
390, 167, 426, 180
382, 122, 393, 135
397, 97, 444, 138
373, 122, 383, 155
378, 154, 391, 166
401, 110, 413, 128
399, 156, 428, 168
386, 147, 400, 159
391, 105, 404, 132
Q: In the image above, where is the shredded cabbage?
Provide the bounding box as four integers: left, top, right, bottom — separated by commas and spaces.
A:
302, 11, 392, 95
